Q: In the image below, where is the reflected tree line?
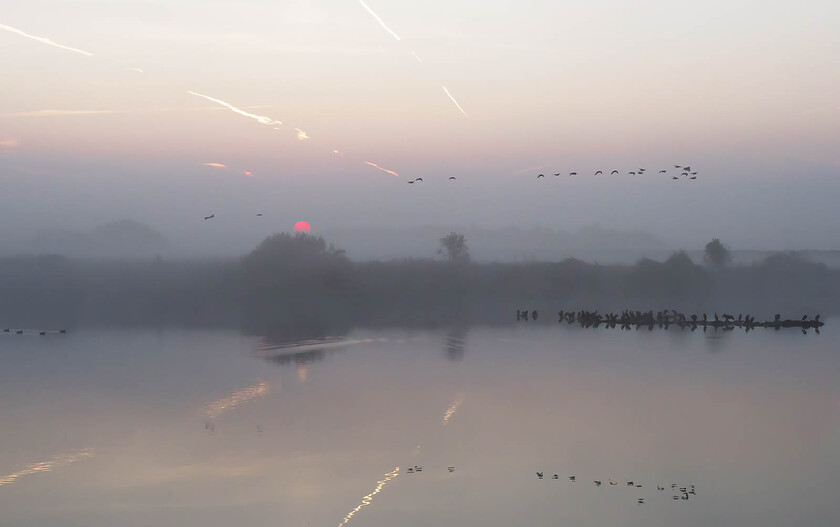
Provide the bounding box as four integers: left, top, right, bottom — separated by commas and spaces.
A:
0, 232, 837, 331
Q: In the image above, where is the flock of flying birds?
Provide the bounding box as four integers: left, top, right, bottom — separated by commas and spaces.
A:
536, 164, 699, 180
536, 473, 697, 504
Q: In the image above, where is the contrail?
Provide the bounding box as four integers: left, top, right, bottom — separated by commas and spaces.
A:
187, 91, 282, 129
442, 394, 464, 425
338, 467, 400, 527
356, 0, 401, 41
0, 23, 94, 56
364, 161, 400, 177
441, 85, 468, 118
202, 162, 227, 168
203, 381, 270, 421
0, 448, 95, 487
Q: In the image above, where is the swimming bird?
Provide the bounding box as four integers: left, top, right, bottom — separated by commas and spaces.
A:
569, 172, 577, 176
407, 180, 415, 184
690, 172, 698, 175
256, 213, 263, 216
407, 468, 414, 473
448, 466, 455, 472
627, 481, 634, 486
672, 176, 679, 179
681, 172, 689, 176
554, 173, 561, 176
674, 164, 682, 168
552, 474, 559, 479
536, 472, 544, 479
594, 480, 602, 486
610, 170, 619, 174
609, 480, 618, 485
637, 499, 645, 504
414, 465, 422, 472
415, 178, 423, 182
683, 166, 691, 171
639, 168, 646, 172
689, 176, 697, 179
204, 214, 215, 220
39, 331, 46, 335
657, 485, 665, 491
659, 170, 667, 173
628, 171, 636, 175
15, 330, 23, 334
802, 314, 808, 321
569, 475, 576, 482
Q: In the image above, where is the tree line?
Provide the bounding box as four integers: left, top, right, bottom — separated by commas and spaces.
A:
0, 232, 836, 332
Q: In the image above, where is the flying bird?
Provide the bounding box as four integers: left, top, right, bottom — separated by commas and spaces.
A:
553, 173, 561, 176
659, 170, 667, 173
449, 176, 456, 180
672, 176, 679, 180
204, 214, 215, 220
610, 170, 619, 174
256, 213, 263, 217
594, 171, 603, 175
537, 174, 545, 178
415, 178, 423, 182
628, 171, 636, 175
569, 172, 577, 176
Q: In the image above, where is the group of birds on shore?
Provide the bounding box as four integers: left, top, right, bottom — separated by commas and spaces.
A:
536, 165, 698, 180
517, 309, 824, 333
2, 328, 67, 336
537, 473, 697, 504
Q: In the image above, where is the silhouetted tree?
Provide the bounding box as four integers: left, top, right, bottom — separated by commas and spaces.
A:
704, 238, 731, 266
438, 232, 470, 263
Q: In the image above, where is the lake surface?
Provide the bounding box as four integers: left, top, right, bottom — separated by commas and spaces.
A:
1, 323, 839, 527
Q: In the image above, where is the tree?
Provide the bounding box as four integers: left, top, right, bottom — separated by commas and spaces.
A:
438, 232, 470, 263
704, 238, 731, 266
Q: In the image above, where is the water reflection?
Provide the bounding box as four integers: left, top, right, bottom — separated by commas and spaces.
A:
337, 467, 400, 527
443, 394, 464, 425
203, 381, 269, 421
444, 328, 468, 362
0, 448, 94, 487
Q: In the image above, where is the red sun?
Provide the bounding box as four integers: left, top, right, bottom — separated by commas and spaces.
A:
293, 221, 311, 232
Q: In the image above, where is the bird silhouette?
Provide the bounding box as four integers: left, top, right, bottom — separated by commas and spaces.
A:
553, 173, 561, 176
594, 170, 603, 175
536, 472, 544, 479
415, 178, 423, 182
689, 176, 697, 179
569, 475, 576, 482
537, 174, 545, 178
569, 172, 577, 176
672, 176, 679, 180
610, 170, 619, 174
659, 170, 667, 173
407, 180, 415, 184
256, 213, 263, 217
449, 176, 456, 180
204, 214, 214, 220
594, 480, 602, 486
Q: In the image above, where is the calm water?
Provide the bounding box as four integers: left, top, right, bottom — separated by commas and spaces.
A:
1, 323, 839, 527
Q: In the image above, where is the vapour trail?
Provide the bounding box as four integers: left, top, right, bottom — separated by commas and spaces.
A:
0, 448, 95, 487
356, 0, 400, 41
203, 381, 270, 421
337, 467, 400, 527
441, 85, 468, 117
187, 91, 283, 129
364, 161, 400, 177
0, 22, 94, 56
351, 4, 469, 118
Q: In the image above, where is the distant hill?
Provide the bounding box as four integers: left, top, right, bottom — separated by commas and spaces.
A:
26, 220, 168, 258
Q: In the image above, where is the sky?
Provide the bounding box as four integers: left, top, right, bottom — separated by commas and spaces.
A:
1, 0, 839, 255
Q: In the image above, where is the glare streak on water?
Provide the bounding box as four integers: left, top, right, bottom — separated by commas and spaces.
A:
337, 467, 400, 527
0, 448, 95, 487
203, 381, 270, 420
